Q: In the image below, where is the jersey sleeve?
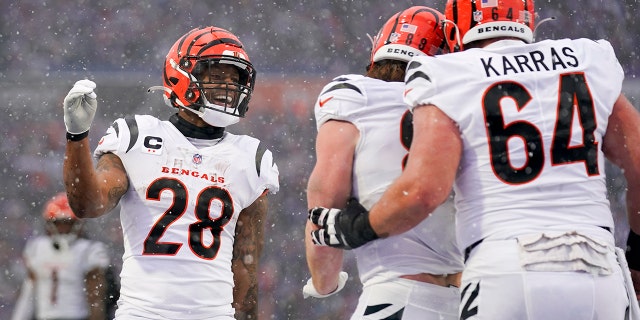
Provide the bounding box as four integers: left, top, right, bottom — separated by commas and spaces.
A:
314, 74, 367, 129
84, 241, 110, 272
257, 147, 279, 195
403, 55, 440, 112
592, 39, 624, 96
595, 39, 624, 78
21, 238, 39, 270
94, 117, 133, 159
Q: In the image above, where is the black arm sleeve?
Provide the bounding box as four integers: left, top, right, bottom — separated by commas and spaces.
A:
627, 229, 640, 270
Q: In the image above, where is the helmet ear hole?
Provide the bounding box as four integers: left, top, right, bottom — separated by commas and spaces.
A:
185, 89, 196, 101
180, 58, 192, 69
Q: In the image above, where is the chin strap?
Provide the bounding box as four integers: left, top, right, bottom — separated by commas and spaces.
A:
366, 33, 376, 47
147, 85, 171, 95
46, 222, 80, 251
443, 19, 462, 52
148, 85, 179, 110
533, 16, 557, 42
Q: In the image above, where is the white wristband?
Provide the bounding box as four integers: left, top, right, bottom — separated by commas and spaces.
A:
302, 271, 348, 299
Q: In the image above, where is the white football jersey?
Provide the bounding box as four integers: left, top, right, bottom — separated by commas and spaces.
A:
404, 39, 623, 249
95, 115, 279, 319
315, 74, 463, 286
22, 235, 109, 319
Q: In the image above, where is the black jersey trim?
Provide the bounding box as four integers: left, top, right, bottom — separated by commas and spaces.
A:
406, 70, 431, 84
363, 304, 404, 319
124, 116, 139, 153
322, 83, 363, 95
255, 142, 267, 177
112, 120, 120, 137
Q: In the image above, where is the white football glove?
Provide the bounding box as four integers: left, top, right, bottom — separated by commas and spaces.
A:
63, 79, 97, 134
302, 271, 348, 299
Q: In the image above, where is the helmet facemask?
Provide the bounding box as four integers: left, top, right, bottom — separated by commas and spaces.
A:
46, 218, 82, 251
189, 56, 254, 120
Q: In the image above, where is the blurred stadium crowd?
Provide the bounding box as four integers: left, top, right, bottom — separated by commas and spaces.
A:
1, 1, 639, 319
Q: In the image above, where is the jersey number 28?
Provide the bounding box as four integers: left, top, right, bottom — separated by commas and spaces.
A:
143, 177, 233, 260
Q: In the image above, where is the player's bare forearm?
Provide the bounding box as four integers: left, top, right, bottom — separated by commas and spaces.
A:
233, 195, 268, 319
64, 140, 127, 218
64, 138, 98, 216
628, 183, 640, 234
603, 94, 640, 233
85, 268, 107, 320
305, 219, 344, 294
306, 169, 348, 294
305, 182, 349, 292
304, 120, 355, 292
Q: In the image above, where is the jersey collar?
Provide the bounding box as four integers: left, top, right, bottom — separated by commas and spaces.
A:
169, 114, 225, 140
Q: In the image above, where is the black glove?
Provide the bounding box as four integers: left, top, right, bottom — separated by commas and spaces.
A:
308, 198, 379, 250
627, 229, 640, 270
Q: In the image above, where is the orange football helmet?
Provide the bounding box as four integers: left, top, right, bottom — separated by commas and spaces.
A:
369, 6, 448, 65
161, 26, 256, 120
445, 0, 535, 51
42, 192, 77, 221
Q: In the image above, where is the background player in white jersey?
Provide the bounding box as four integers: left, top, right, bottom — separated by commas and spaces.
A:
11, 192, 110, 320
308, 0, 640, 319
62, 26, 279, 319
304, 7, 463, 319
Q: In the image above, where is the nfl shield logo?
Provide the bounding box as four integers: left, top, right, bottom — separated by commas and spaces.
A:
389, 32, 400, 43
192, 154, 203, 165
473, 11, 483, 22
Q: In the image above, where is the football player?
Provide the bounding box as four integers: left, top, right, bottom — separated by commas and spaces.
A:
62, 26, 279, 319
304, 7, 463, 319
11, 193, 109, 320
309, 0, 640, 318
